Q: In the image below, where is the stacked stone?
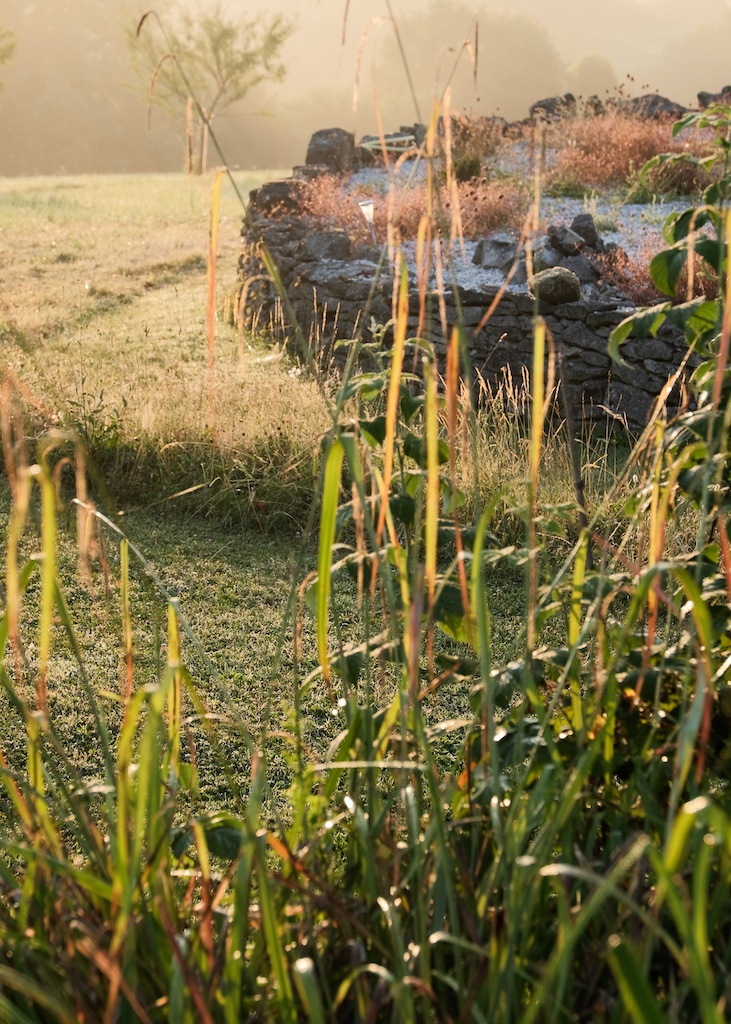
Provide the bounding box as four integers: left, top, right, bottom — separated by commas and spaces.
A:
239, 123, 701, 428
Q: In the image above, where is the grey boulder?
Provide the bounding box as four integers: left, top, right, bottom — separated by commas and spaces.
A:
299, 231, 352, 262
530, 92, 576, 120
570, 213, 602, 250
472, 232, 519, 270
547, 224, 585, 256
529, 267, 582, 305
699, 86, 731, 109
630, 94, 687, 120
533, 243, 563, 272
305, 128, 356, 173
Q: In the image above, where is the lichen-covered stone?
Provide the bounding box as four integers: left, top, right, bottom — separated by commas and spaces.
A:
529, 267, 582, 305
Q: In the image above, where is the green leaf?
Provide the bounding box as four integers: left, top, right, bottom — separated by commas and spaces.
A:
649, 246, 689, 296
333, 650, 364, 686
672, 111, 701, 136
663, 207, 715, 245
171, 812, 245, 860
440, 481, 467, 515
694, 237, 723, 272
665, 298, 720, 341
403, 470, 423, 497
403, 432, 449, 468
318, 439, 345, 684
389, 492, 416, 527
608, 304, 671, 363
340, 373, 387, 402
433, 583, 471, 643
361, 415, 387, 446
400, 386, 423, 423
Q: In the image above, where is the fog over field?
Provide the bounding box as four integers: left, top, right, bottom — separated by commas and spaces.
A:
0, 0, 729, 175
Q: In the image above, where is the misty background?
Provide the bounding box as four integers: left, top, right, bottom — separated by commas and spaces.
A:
0, 0, 730, 176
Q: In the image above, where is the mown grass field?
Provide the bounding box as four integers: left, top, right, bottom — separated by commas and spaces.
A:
1, 171, 334, 516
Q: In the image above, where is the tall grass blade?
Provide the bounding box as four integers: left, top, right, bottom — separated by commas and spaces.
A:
423, 358, 439, 639
293, 958, 327, 1024
257, 838, 296, 1023
527, 318, 546, 653
207, 168, 224, 434
607, 938, 666, 1024
376, 261, 408, 548
317, 439, 344, 689
120, 539, 133, 708
568, 536, 587, 735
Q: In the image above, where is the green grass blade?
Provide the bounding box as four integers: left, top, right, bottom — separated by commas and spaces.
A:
568, 535, 587, 735
607, 938, 666, 1024
293, 958, 327, 1024
0, 965, 77, 1024
317, 437, 344, 688
256, 838, 296, 1023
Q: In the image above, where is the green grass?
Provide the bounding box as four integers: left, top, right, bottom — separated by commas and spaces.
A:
0, 169, 332, 522
2, 103, 731, 1022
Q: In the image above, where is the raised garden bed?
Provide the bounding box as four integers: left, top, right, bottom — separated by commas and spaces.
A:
238, 99, 716, 427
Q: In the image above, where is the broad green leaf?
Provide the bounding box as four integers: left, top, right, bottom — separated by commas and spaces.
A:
360, 415, 387, 446
608, 304, 670, 363
399, 386, 423, 423
339, 373, 387, 401
389, 492, 416, 527
171, 811, 246, 860
663, 207, 715, 245
403, 431, 450, 468
649, 246, 689, 296
665, 298, 720, 340
433, 583, 471, 643
694, 237, 723, 271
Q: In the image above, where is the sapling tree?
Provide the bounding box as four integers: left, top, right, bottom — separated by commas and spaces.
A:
0, 26, 15, 90
131, 2, 292, 172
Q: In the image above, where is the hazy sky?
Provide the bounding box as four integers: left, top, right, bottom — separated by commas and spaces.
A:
1, 0, 731, 173
242, 0, 729, 98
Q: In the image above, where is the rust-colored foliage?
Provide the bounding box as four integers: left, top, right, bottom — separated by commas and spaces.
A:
547, 113, 712, 192
299, 173, 529, 244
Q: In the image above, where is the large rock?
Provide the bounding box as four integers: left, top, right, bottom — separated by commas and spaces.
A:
305, 128, 356, 173
530, 92, 576, 119
472, 232, 519, 270
529, 267, 582, 305
248, 179, 304, 215
630, 94, 687, 120
547, 224, 585, 256
292, 165, 331, 181
584, 95, 605, 117
533, 243, 563, 272
570, 213, 602, 251
298, 231, 352, 262
698, 86, 731, 109
561, 254, 598, 284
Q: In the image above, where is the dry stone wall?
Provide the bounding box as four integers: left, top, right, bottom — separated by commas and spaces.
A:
239, 173, 696, 430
